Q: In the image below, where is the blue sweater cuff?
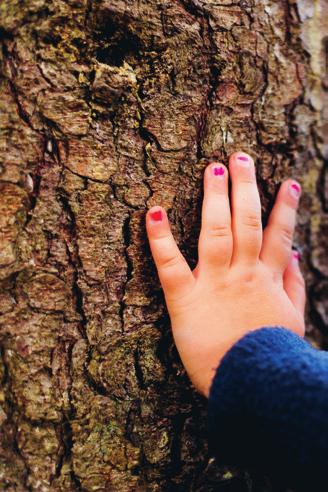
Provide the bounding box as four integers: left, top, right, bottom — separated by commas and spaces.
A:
208, 326, 328, 490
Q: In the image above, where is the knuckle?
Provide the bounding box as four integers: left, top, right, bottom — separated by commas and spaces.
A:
160, 254, 180, 271
211, 187, 226, 196
208, 224, 231, 238
240, 176, 256, 185
280, 225, 293, 245
243, 213, 262, 230
241, 270, 256, 284
207, 185, 227, 197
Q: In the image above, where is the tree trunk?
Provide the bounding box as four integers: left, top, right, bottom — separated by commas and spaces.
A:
0, 0, 327, 490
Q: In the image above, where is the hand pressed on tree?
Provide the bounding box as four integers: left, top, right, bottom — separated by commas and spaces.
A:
146, 152, 306, 397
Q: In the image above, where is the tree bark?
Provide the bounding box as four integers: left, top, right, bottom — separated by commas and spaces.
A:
0, 0, 327, 490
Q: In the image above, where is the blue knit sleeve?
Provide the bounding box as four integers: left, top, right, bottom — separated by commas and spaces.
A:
208, 327, 328, 490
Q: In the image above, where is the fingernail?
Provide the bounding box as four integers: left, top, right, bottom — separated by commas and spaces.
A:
150, 210, 163, 222
213, 166, 225, 177
289, 182, 301, 199
237, 155, 250, 166
293, 251, 301, 262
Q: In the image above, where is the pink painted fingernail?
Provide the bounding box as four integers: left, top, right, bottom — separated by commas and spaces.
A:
237, 155, 250, 166
213, 166, 225, 177
289, 182, 301, 198
293, 251, 301, 261
150, 210, 163, 222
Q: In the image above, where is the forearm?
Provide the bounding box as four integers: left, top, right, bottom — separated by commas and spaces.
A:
208, 327, 328, 490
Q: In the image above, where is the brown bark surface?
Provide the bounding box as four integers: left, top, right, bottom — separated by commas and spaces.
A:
0, 0, 327, 490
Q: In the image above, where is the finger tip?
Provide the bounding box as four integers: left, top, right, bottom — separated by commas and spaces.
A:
283, 177, 301, 187
292, 250, 301, 264
206, 162, 228, 178
147, 206, 165, 224
281, 179, 302, 203
285, 250, 301, 274
291, 180, 302, 194
229, 151, 254, 171
230, 150, 253, 161
147, 205, 163, 213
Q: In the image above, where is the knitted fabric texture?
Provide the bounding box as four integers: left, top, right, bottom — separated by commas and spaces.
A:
208, 327, 328, 490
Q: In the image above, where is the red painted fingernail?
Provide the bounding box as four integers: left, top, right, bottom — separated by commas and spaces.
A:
150, 210, 163, 222
213, 166, 225, 176
290, 182, 301, 198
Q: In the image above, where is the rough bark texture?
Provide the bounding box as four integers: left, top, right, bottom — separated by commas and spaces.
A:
0, 0, 327, 490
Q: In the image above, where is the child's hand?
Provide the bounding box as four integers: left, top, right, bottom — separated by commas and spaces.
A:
146, 152, 306, 397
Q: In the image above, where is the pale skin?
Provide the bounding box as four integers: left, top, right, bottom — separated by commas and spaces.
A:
145, 152, 306, 398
